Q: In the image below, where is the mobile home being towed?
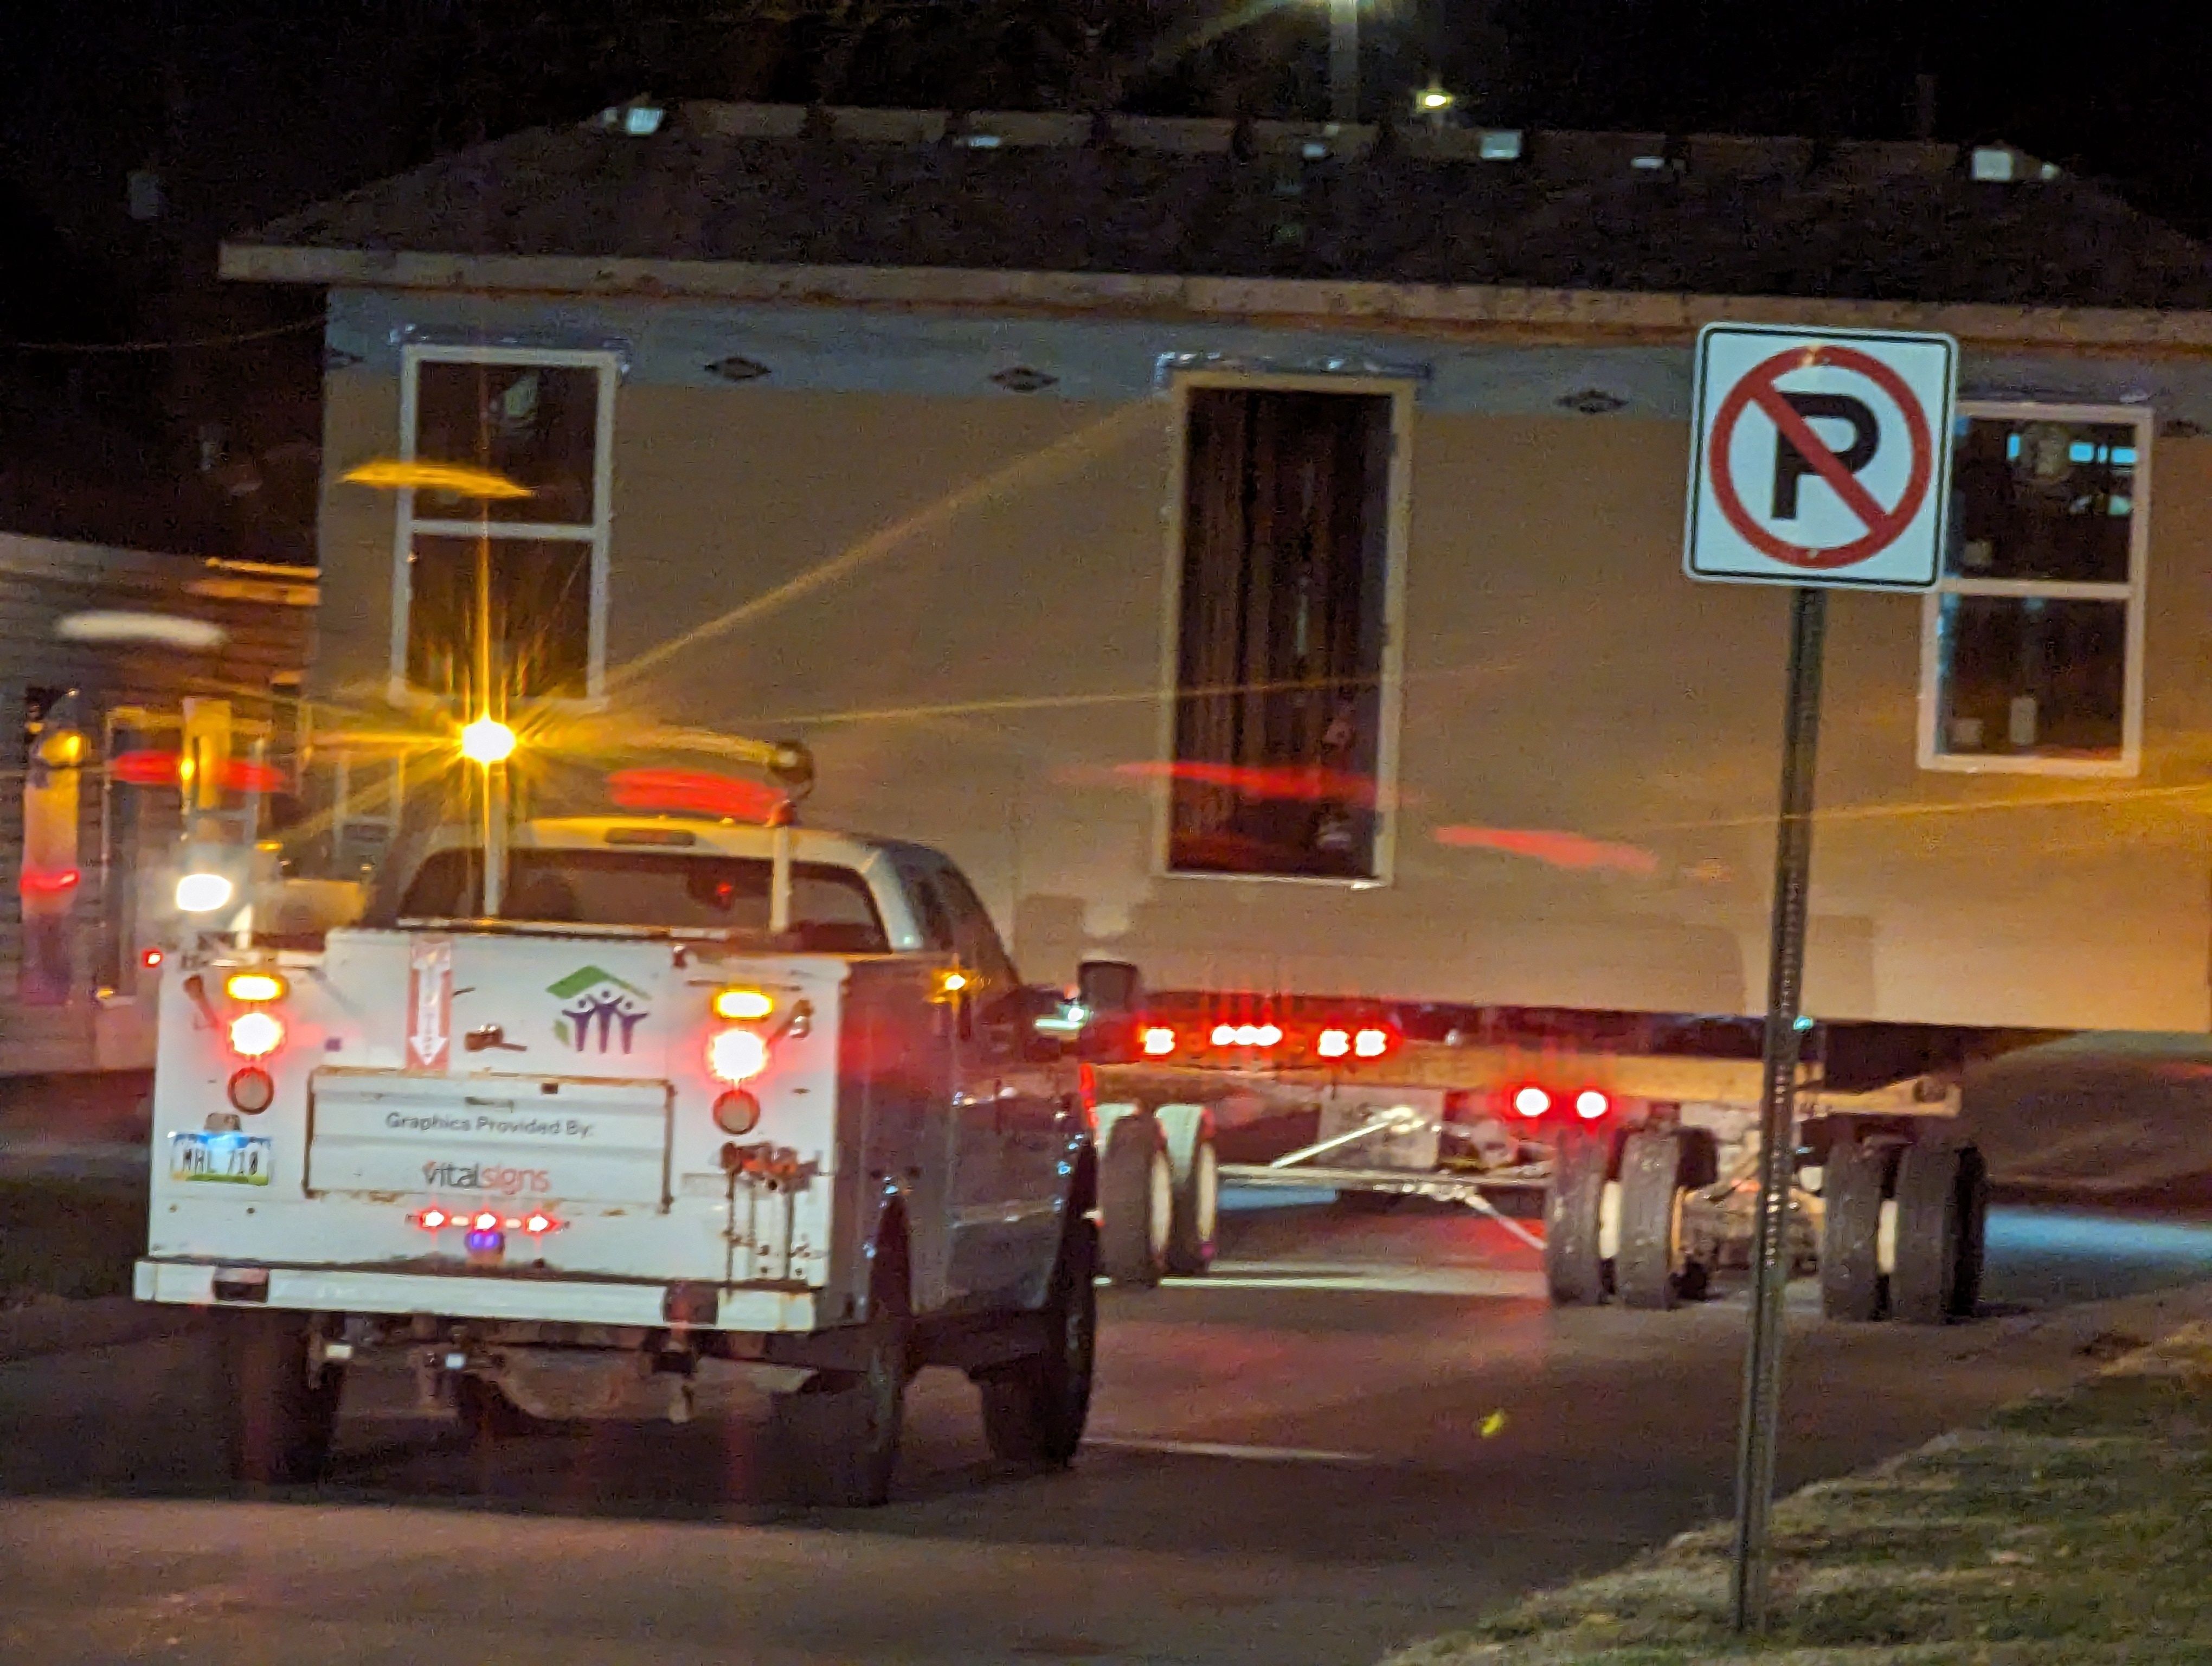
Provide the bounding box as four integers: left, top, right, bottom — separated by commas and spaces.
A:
233, 107, 2212, 1042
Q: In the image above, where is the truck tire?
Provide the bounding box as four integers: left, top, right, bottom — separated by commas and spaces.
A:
1166, 1120, 1219, 1277
979, 1217, 1098, 1467
1100, 1112, 1172, 1287
1954, 1146, 1990, 1319
1615, 1129, 1716, 1311
1545, 1130, 1610, 1307
773, 1242, 909, 1506
216, 1310, 343, 1486
1819, 1134, 1895, 1322
1891, 1141, 1967, 1325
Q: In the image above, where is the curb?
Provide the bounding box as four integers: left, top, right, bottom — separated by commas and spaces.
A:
0, 1296, 200, 1365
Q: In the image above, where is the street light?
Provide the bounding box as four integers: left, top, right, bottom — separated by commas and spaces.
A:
460, 716, 517, 765
459, 716, 517, 915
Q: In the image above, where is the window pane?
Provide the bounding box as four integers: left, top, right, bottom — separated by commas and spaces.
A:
400, 849, 886, 946
413, 360, 602, 527
406, 535, 591, 701
1934, 594, 2126, 759
1171, 387, 1393, 879
1949, 416, 2139, 582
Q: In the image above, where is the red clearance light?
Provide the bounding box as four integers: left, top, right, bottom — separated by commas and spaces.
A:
472, 1210, 499, 1232
524, 1212, 562, 1236
1141, 1026, 1177, 1057
1573, 1089, 1611, 1122
1512, 1085, 1552, 1119
414, 1207, 449, 1231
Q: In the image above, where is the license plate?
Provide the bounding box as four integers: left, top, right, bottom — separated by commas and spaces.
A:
170, 1131, 273, 1186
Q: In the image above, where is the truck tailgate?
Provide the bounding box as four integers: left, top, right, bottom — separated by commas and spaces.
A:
307, 1071, 671, 1206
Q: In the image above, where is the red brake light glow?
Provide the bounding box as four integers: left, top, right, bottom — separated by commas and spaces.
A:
228, 1010, 285, 1059
707, 1027, 770, 1085
1512, 1085, 1552, 1119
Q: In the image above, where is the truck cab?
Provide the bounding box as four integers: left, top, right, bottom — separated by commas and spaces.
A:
139, 814, 1123, 1504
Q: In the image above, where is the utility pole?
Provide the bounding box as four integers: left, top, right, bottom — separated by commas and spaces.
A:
1329, 0, 1359, 121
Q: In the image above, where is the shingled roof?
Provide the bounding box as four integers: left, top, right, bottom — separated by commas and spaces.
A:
234, 102, 2212, 312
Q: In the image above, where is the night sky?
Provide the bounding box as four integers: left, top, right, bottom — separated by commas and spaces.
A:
3, 1, 2210, 560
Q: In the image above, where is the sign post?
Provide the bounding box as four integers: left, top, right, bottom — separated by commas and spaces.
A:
1683, 323, 1957, 1631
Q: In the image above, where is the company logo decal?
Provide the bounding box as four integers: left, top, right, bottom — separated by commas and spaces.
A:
548, 965, 650, 1054
422, 1159, 550, 1194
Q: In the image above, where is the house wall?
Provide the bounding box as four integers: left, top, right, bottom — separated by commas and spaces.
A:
313, 295, 2212, 1032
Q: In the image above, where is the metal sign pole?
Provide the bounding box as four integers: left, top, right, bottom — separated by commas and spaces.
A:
1731, 583, 1828, 1632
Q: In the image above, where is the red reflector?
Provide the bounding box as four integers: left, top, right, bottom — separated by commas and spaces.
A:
1512, 1085, 1552, 1119
140, 947, 164, 970
18, 867, 81, 896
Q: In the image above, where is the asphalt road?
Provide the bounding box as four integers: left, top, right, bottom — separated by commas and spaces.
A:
4, 1195, 2212, 1666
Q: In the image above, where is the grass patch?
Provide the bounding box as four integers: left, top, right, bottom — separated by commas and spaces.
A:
0, 1177, 145, 1304
1388, 1325, 2212, 1665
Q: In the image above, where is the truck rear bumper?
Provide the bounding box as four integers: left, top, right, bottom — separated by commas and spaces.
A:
133, 1258, 819, 1332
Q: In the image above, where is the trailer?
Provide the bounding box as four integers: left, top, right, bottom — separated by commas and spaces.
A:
1086, 999, 2027, 1323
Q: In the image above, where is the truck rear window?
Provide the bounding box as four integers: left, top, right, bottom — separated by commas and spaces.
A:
398, 849, 889, 950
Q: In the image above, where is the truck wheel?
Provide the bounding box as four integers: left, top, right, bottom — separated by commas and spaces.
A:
1953, 1147, 1990, 1319
1100, 1112, 1172, 1287
217, 1311, 343, 1486
1545, 1130, 1610, 1306
1819, 1134, 1895, 1322
979, 1217, 1098, 1468
1165, 1122, 1219, 1277
1893, 1142, 1976, 1325
772, 1245, 909, 1506
1615, 1129, 1715, 1311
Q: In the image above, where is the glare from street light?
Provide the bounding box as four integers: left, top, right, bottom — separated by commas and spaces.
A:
460, 717, 517, 765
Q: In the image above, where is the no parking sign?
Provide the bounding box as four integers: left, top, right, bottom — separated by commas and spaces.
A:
1684, 324, 1957, 590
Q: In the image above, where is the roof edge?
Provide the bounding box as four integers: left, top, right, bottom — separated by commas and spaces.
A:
221, 242, 2212, 353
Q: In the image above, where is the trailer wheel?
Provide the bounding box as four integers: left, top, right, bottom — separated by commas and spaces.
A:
1615, 1129, 1716, 1311
1819, 1134, 1896, 1322
979, 1217, 1098, 1468
773, 1239, 909, 1506
1100, 1112, 1172, 1287
1165, 1121, 1219, 1278
1893, 1142, 1982, 1318
1545, 1131, 1610, 1306
216, 1310, 344, 1486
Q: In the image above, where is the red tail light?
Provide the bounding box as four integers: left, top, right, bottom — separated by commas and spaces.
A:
1512, 1085, 1552, 1119
1353, 1027, 1391, 1059
1141, 1026, 1177, 1058
1573, 1089, 1611, 1122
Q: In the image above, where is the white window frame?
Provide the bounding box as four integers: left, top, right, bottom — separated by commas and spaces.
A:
389, 343, 620, 709
1917, 400, 2151, 779
1152, 370, 1414, 889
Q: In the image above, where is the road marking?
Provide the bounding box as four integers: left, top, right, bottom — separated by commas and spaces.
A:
1085, 1436, 1374, 1465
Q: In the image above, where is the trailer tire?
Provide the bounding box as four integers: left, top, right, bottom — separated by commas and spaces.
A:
773, 1239, 909, 1506
216, 1310, 343, 1487
1819, 1134, 1896, 1323
979, 1217, 1098, 1468
1953, 1146, 1990, 1319
1891, 1142, 1969, 1325
1099, 1112, 1172, 1287
1545, 1131, 1611, 1307
1165, 1121, 1219, 1278
1615, 1129, 1715, 1311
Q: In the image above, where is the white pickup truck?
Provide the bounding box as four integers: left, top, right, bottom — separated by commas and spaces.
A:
136, 813, 1148, 1505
